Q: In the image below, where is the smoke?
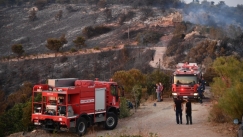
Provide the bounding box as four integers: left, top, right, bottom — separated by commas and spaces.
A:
182, 3, 243, 35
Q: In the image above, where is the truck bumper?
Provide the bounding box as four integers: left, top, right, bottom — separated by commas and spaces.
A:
172, 93, 198, 99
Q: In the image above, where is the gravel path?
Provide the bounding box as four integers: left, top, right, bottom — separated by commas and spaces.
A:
9, 87, 234, 137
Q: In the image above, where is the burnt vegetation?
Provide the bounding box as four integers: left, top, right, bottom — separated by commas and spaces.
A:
82, 25, 112, 39
1, 0, 243, 136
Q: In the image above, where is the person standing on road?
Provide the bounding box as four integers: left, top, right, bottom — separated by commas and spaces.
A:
174, 96, 183, 124
156, 83, 161, 102
200, 77, 206, 90
185, 98, 192, 125
197, 83, 204, 104
200, 77, 206, 98
159, 82, 164, 101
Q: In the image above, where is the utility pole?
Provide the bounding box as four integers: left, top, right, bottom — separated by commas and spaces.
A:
128, 24, 130, 44
109, 62, 111, 78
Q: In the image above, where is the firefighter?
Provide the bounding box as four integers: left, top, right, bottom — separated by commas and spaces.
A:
199, 77, 206, 98
174, 96, 183, 124
185, 97, 192, 125
200, 77, 206, 90
197, 83, 204, 104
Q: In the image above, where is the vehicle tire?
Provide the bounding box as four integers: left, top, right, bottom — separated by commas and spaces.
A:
45, 130, 54, 133
44, 125, 55, 134
76, 117, 87, 136
105, 112, 118, 130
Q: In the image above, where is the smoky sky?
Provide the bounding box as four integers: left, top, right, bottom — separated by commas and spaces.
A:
182, 3, 243, 29
183, 0, 243, 7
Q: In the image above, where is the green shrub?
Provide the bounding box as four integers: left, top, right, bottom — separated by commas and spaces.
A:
11, 44, 25, 57
131, 85, 142, 108
119, 97, 130, 118
45, 38, 62, 52
73, 36, 86, 49
210, 56, 243, 122
70, 48, 77, 52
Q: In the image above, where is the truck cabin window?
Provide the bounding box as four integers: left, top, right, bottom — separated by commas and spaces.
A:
174, 76, 197, 85
111, 84, 118, 96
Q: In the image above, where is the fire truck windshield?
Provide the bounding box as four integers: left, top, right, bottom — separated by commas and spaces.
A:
174, 75, 197, 85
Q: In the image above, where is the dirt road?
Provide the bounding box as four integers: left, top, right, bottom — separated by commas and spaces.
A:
10, 87, 236, 137
85, 88, 227, 137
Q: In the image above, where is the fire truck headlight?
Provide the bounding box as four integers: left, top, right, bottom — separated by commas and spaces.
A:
172, 93, 177, 96
194, 93, 198, 96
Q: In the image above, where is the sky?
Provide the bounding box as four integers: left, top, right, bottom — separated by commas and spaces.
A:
182, 0, 243, 7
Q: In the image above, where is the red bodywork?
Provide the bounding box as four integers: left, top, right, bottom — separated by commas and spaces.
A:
31, 78, 120, 133
171, 63, 202, 99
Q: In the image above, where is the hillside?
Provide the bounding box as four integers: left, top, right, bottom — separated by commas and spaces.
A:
0, 0, 243, 97
0, 0, 243, 95
1, 1, 243, 136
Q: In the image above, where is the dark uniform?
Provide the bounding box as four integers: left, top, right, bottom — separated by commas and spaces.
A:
174, 97, 183, 124
200, 78, 206, 90
185, 99, 192, 125
197, 85, 204, 103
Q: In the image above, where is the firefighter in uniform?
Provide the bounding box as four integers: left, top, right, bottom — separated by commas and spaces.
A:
197, 83, 204, 104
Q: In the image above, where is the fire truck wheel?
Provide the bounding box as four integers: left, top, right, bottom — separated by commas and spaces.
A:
105, 112, 118, 130
76, 117, 87, 136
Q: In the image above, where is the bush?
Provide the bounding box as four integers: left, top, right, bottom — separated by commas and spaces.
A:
119, 97, 130, 118
209, 104, 230, 123
131, 85, 142, 108
165, 40, 180, 57
136, 31, 163, 46
73, 36, 86, 49
60, 56, 68, 63
45, 38, 62, 52
70, 48, 77, 52
93, 46, 100, 50
11, 44, 25, 57
34, 0, 47, 10
210, 56, 243, 122
173, 22, 187, 35
29, 8, 37, 21
185, 40, 217, 63
82, 25, 112, 38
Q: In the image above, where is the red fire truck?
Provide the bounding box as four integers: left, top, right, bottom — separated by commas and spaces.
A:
171, 63, 202, 100
31, 78, 120, 136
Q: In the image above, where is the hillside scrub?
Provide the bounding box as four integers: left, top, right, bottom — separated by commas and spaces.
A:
210, 56, 243, 122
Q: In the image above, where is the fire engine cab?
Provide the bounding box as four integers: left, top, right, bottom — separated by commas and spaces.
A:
31, 78, 120, 136
171, 63, 202, 100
